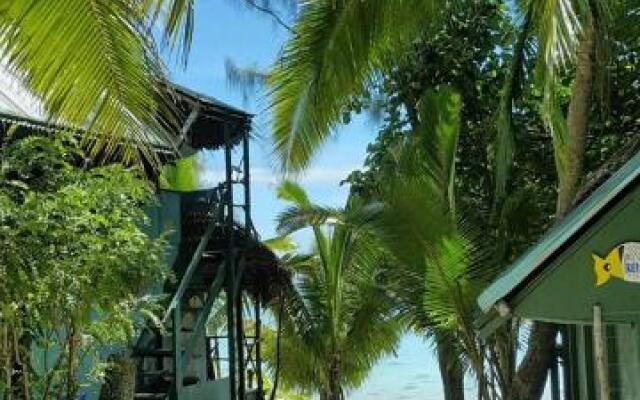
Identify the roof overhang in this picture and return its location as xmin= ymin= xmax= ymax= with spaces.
xmin=476 ymin=152 xmax=640 ymax=336
xmin=0 ymin=61 xmax=251 ymax=154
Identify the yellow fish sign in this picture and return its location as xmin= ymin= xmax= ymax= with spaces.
xmin=593 ymin=242 xmax=640 ymax=286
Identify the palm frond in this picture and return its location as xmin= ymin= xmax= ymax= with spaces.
xmin=422 ymin=234 xmax=494 ymax=377
xmin=411 ymin=88 xmax=462 ymax=214
xmin=276 ymin=180 xmax=312 ymax=206
xmin=264 ymin=235 xmax=299 ymax=253
xmin=268 ymin=0 xmax=443 ymax=171
xmin=276 ymin=205 xmax=341 ymax=235
xmin=524 ymin=0 xmax=591 ymax=169
xmin=0 ymin=0 xmax=197 ymax=166
xmin=529 ymin=0 xmax=586 ymax=76
xmin=374 ymin=175 xmax=453 ymax=270
xmin=494 ymin=5 xmax=533 ymax=208
xmin=146 ymin=0 xmax=195 ymax=64
xmin=545 ymin=96 xmax=570 ymax=194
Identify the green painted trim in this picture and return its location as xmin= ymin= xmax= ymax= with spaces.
xmin=478 ymin=152 xmax=640 ymax=313
xmin=476 ymin=310 xmax=510 ymax=339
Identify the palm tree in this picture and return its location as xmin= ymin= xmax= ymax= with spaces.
xmin=268 ymin=1 xmax=624 ymax=398
xmin=0 ymin=0 xmax=194 ymax=164
xmin=268 ymin=0 xmax=605 ymax=171
xmin=269 ymin=181 xmax=401 ymax=400
xmin=367 ymin=88 xmax=480 ymax=400
xmin=369 ymin=88 xmax=548 ymax=400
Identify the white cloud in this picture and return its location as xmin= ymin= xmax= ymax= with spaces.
xmin=199 ymin=165 xmax=358 ymax=189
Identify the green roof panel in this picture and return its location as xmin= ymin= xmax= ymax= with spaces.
xmin=477 ymin=151 xmax=640 ymax=313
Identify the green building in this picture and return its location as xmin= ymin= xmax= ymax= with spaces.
xmin=1 ymin=71 xmax=285 ymax=400
xmin=477 ymin=152 xmax=640 ymax=400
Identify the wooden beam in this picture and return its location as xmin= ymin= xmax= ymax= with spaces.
xmin=593 ymin=304 xmax=610 ymax=400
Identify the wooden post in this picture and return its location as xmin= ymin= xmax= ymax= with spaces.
xmin=173 ymin=306 xmax=183 ymax=399
xmin=550 ymin=347 xmax=560 ymax=400
xmin=593 ymin=304 xmax=610 ymax=400
xmin=224 ymin=125 xmax=237 ymax=400
xmin=255 ymin=297 xmax=263 ymax=397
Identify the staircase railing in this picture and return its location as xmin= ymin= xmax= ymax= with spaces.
xmin=169 ymin=185 xmax=227 ymax=400
xmin=162 ymin=185 xmax=226 ymax=325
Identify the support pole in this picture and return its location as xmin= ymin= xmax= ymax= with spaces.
xmin=236 ymin=116 xmax=252 ymax=400
xmin=593 ymin=304 xmax=610 ymax=400
xmin=173 ymin=307 xmax=182 ymax=399
xmin=243 ymin=130 xmax=251 ymax=230
xmin=255 ymin=297 xmax=263 ymax=398
xmin=550 ymin=347 xmax=560 ymax=400
xmin=560 ymin=326 xmax=575 ymax=400
xmin=225 ymin=125 xmax=237 ymax=400
xmin=236 ymin=291 xmax=246 ymax=400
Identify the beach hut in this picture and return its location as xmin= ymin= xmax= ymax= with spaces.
xmin=477 ymin=152 xmax=640 ymax=400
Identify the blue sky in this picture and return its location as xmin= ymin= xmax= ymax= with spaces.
xmin=165 ymin=1 xmax=474 ymax=398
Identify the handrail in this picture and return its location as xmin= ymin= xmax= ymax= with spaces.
xmin=162 ymin=186 xmax=226 ymax=324
xmin=184 ymin=259 xmax=228 ymax=362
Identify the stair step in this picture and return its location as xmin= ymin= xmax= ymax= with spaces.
xmin=134 ymin=393 xmax=167 ymax=400
xmin=183 ymin=376 xmax=200 ymax=386
xmin=133 ymin=348 xmax=174 ymax=358
xmin=167 ymin=326 xmax=195 ymax=332
xmin=141 ymin=369 xmax=171 ymax=377
xmin=141 ymin=371 xmax=200 ymax=386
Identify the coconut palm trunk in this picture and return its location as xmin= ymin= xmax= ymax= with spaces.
xmin=557 ymin=19 xmax=595 ymax=217
xmin=437 ymin=339 xmax=465 ymax=400
xmin=328 ymin=355 xmax=342 ymax=400
xmin=512 ymin=18 xmax=595 ymax=400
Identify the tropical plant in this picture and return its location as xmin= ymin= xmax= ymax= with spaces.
xmin=0 ymin=0 xmax=195 ymax=165
xmin=360 ymin=85 xmax=539 ymax=400
xmin=269 ymin=0 xmax=639 ymax=398
xmin=267 ymin=181 xmax=401 ymax=400
xmin=268 ymin=0 xmax=597 ymax=170
xmin=0 ymin=133 xmax=168 ymax=399
xmin=362 ymin=87 xmax=489 ymax=400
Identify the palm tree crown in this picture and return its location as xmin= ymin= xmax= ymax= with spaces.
xmin=271 ymin=181 xmax=401 ymax=400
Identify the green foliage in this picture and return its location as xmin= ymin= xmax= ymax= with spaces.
xmin=0 ymin=133 xmax=167 ymax=399
xmin=268 ymin=0 xmax=443 ymax=171
xmin=0 ymin=0 xmax=195 ymax=166
xmin=269 ymin=181 xmax=401 ymax=399
xmin=343 ymin=1 xmax=640 ymax=398
xmin=347 ymin=0 xmax=557 ymax=261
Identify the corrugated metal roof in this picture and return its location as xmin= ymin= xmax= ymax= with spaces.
xmin=477 ymin=151 xmax=640 ymax=313
xmin=0 ymin=61 xmax=47 ymax=121
xmin=0 ymin=62 xmax=251 ymax=151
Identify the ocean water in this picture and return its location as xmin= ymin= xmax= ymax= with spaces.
xmin=348 ymin=334 xmax=477 ymax=400
xmin=347 ymin=333 xmax=552 ymax=400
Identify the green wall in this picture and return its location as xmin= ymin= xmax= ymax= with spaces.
xmin=513 ymin=183 xmax=640 ymax=325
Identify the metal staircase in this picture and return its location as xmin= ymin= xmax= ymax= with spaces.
xmin=132 ymin=132 xmax=264 ymax=400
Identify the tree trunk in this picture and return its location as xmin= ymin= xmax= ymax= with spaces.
xmin=514 ymin=19 xmax=595 ymax=400
xmin=66 ymin=324 xmax=80 ymax=400
xmin=511 ymin=322 xmax=558 ymax=400
xmin=327 ymin=354 xmax=342 ymax=400
xmin=98 ymin=353 xmax=135 ymax=400
xmin=3 ymin=324 xmax=12 ymax=400
xmin=556 ymin=19 xmax=595 ymax=217
xmin=436 ymin=339 xmax=465 ymax=400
